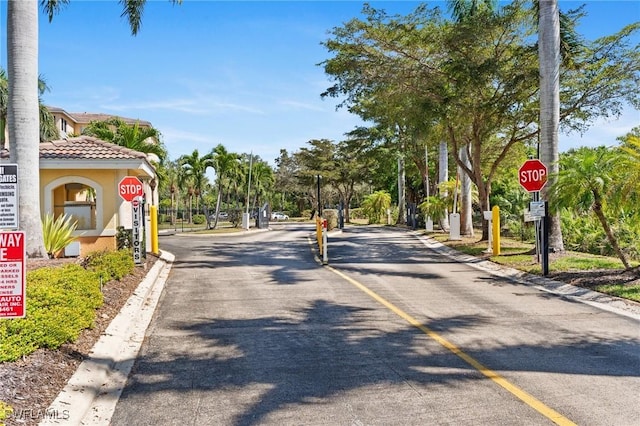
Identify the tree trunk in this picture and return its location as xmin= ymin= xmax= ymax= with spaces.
xmin=212 ymin=189 xmax=222 ymax=230
xmin=459 ymin=146 xmax=474 ymax=236
xmin=438 ymin=141 xmax=450 ymax=231
xmin=593 ymin=201 xmax=630 ymax=270
xmin=396 ymin=154 xmax=406 ymax=225
xmin=539 ymin=0 xmax=565 ymax=251
xmin=8 ymin=0 xmax=46 ymax=258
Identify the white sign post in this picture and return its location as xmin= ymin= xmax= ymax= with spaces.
xmin=131 ymin=197 xmax=143 ymax=265
xmin=0 ymin=164 xmax=19 ymax=229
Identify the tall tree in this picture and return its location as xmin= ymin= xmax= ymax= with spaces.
xmin=210 ymin=144 xmax=240 ymax=229
xmin=538 ymin=0 xmax=563 ymax=251
xmin=7 ymin=0 xmax=42 ymax=257
xmin=6 ymin=0 xmax=181 ymax=257
xmin=178 ymin=149 xmax=214 ymax=226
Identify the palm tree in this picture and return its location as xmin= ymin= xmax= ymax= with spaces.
xmin=6 ymin=0 xmax=181 ymax=257
xmin=1 ymin=67 xmax=60 ymax=146
xmin=82 ymin=117 xmax=167 ymax=162
xmin=538 ymin=0 xmax=564 ymax=252
xmin=210 ymin=144 xmax=240 ymax=229
xmin=548 ymin=147 xmax=631 ymax=270
xmin=362 ymin=190 xmax=392 ymax=224
xmin=178 ymin=149 xmax=214 ymax=226
xmin=249 ymin=160 xmax=274 ymax=212
xmin=7 ymin=0 xmax=43 ymax=257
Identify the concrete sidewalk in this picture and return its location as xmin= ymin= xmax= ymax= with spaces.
xmin=40 ymin=251 xmax=174 ymax=426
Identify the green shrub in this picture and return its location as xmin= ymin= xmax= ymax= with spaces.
xmin=116 ymin=226 xmax=132 ymax=250
xmin=42 ymin=212 xmax=78 ymax=258
xmin=84 ymin=249 xmax=135 ymax=281
xmin=322 ymin=209 xmax=338 ymax=231
xmin=0 ymin=264 xmax=103 ymax=362
xmin=0 ymin=250 xmax=137 ymax=362
xmin=0 ymin=401 xmax=12 ymax=424
xmin=349 ymin=208 xmax=366 ymax=221
xmin=362 ymin=191 xmax=392 ymax=224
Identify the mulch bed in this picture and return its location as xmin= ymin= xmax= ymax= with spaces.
xmin=0 ymin=255 xmax=157 ymax=426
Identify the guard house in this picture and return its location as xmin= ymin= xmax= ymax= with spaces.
xmin=3 ymin=136 xmax=157 ymax=257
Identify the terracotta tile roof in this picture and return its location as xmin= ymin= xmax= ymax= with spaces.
xmin=38 ymin=136 xmax=149 ymax=160
xmin=69 ymin=113 xmax=152 ymax=127
xmin=45 ymin=106 xmax=152 ymax=127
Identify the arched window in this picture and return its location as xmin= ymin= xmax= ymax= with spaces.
xmin=45 ymin=176 xmax=104 ymax=233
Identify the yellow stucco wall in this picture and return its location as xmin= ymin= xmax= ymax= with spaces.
xmin=40 ymin=169 xmax=122 ymax=257
xmin=41 ymin=169 xmax=119 ymax=229
xmin=40 ymin=167 xmax=154 ymax=258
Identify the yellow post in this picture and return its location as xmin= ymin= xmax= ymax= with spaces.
xmin=316 ymin=216 xmax=322 ymax=253
xmin=150 ymin=205 xmax=159 ymax=255
xmin=492 ymin=205 xmax=500 ymax=255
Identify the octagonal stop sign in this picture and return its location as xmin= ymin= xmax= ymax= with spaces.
xmin=118 ymin=176 xmax=144 ymax=202
xmin=519 ymin=159 xmax=548 ymax=192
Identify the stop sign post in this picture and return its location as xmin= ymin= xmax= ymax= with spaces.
xmin=118 ymin=176 xmax=144 ymax=202
xmin=119 ymin=176 xmax=145 ymax=265
xmin=519 ymin=159 xmax=548 ymax=192
xmin=518 ymin=159 xmax=550 ymax=277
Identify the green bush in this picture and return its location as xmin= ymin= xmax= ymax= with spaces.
xmin=0 ymin=264 xmax=103 ymax=362
xmin=322 ymin=209 xmax=338 ymax=231
xmin=349 ymin=207 xmax=366 ymax=221
xmin=0 ymin=401 xmax=12 ymax=424
xmin=84 ymin=249 xmax=135 ymax=281
xmin=192 ymin=214 xmax=206 ymax=225
xmin=0 ymin=250 xmax=136 ymax=363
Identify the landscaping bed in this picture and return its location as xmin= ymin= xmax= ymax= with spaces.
xmin=0 ymin=254 xmax=156 ymax=426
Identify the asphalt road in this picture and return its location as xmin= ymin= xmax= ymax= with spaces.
xmin=110 ymin=224 xmax=640 ymax=426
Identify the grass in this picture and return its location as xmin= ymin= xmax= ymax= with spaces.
xmin=422 ymin=229 xmax=640 ymax=302
xmin=594 ymin=284 xmax=640 ymax=301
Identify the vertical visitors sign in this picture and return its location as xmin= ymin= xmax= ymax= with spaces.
xmin=0 ymin=164 xmax=19 ymax=229
xmin=0 ymin=231 xmax=26 ymax=318
xmin=132 ymin=197 xmax=143 ymax=264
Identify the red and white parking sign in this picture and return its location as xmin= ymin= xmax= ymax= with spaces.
xmin=0 ymin=231 xmax=26 ymax=319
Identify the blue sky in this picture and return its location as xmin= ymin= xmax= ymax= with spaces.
xmin=1 ymin=0 xmax=638 ymax=167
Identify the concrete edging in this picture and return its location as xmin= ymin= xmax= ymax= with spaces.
xmin=40 ymin=251 xmax=175 ymax=426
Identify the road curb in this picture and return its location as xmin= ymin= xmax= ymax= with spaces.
xmin=40 ymin=251 xmax=175 ymax=426
xmin=413 ymin=231 xmax=640 ymax=321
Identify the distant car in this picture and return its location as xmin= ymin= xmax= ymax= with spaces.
xmin=208 ymin=212 xmax=228 ymax=222
xmin=271 ymin=212 xmax=289 ymax=221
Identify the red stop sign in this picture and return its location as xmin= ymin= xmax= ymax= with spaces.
xmin=519 ymin=159 xmax=548 ymax=192
xmin=118 ymin=176 xmax=144 ymax=201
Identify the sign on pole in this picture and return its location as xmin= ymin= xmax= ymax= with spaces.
xmin=131 ymin=197 xmax=143 ymax=265
xmin=118 ymin=176 xmax=144 ymax=202
xmin=0 ymin=164 xmax=19 ymax=229
xmin=519 ymin=159 xmax=548 ymax=192
xmin=0 ymin=231 xmax=26 ymax=319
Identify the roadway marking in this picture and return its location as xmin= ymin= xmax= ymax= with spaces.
xmin=326 ymin=264 xmax=577 ymax=426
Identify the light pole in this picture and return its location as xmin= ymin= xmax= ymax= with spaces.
xmin=316 ymin=174 xmax=322 ymax=217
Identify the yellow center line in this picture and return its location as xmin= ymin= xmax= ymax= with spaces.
xmin=326 ymin=265 xmax=576 ymax=426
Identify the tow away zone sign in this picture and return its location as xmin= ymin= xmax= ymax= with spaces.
xmin=0 ymin=231 xmax=26 ymax=319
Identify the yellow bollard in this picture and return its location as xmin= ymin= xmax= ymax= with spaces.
xmin=150 ymin=205 xmax=159 ymax=255
xmin=316 ymin=216 xmax=322 ymax=253
xmin=492 ymin=205 xmax=500 ymax=255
